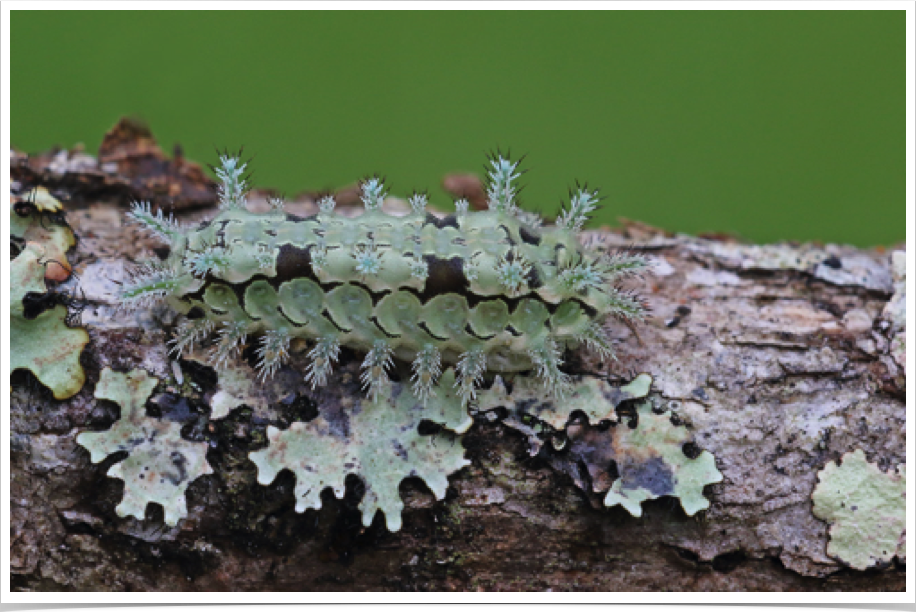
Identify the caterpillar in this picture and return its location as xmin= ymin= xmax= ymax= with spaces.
xmin=120 ymin=152 xmax=648 ymax=403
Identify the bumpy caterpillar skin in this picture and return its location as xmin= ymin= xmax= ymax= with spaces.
xmin=121 ymin=154 xmax=648 ymax=402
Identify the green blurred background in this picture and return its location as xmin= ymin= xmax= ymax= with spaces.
xmin=11 ymin=11 xmax=904 ymax=246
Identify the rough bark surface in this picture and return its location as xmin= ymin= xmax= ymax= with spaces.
xmin=9 ymin=123 xmax=907 ymax=592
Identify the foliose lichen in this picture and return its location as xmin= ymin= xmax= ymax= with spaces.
xmin=812 ymin=448 xmax=906 ymax=570
xmin=10 ymin=187 xmax=89 ymax=399
xmin=599 ymin=399 xmax=723 ymax=517
xmin=476 ymin=372 xmax=653 ymax=455
xmin=76 ymin=368 xmax=214 ymax=526
xmin=249 ymin=369 xmax=471 ymax=531
xmin=478 ymin=374 xmax=722 ymax=517
xmin=11 ymin=186 xmax=76 ymax=281
xmin=478 ymin=372 xmax=653 ymax=431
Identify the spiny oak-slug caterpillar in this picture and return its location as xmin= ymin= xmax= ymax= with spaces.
xmin=120 ymin=153 xmax=648 ymax=403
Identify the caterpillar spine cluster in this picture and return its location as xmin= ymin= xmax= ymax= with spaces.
xmin=122 ymin=152 xmax=649 ymax=403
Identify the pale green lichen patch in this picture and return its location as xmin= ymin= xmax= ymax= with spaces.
xmin=477 ymin=373 xmax=720 ymax=516
xmin=812 ymin=449 xmax=906 ymax=570
xmin=76 ymin=368 xmax=213 ymax=526
xmin=601 ymin=399 xmax=723 ymax=517
xmin=477 ymin=373 xmax=652 ymax=430
xmin=180 ymin=346 xmax=259 ymax=420
xmin=10 ymin=243 xmax=89 ymax=400
xmin=249 ymin=369 xmax=471 ymax=531
xmin=12 ymin=244 xmax=48 ymax=300
xmin=12 ymin=187 xmax=76 ymax=281
xmin=475 ymin=373 xmax=653 ymax=456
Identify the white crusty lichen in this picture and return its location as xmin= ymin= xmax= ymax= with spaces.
xmin=687 ymin=240 xmax=894 ymax=294
xmin=76 ymin=368 xmax=213 ymax=526
xmin=883 ymin=251 xmax=906 ymax=373
xmin=249 ymin=369 xmax=471 ymax=532
xmin=882 ymin=250 xmax=905 ymax=331
xmin=477 ymin=372 xmax=652 ymax=459
xmin=812 ymin=448 xmax=906 ymax=570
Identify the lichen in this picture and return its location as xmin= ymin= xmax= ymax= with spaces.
xmin=476 ymin=372 xmax=653 ymax=455
xmin=811 ymin=448 xmax=906 ymax=570
xmin=76 ymin=368 xmax=213 ymax=526
xmin=601 ymin=399 xmax=723 ymax=517
xmin=180 ymin=346 xmax=259 ymax=420
xmin=883 ymin=251 xmax=906 ymax=374
xmin=688 ymin=240 xmax=894 ymax=293
xmin=477 ymin=374 xmax=721 ymax=517
xmin=52 ymin=151 xmax=715 ymax=535
xmin=10 ymin=242 xmax=89 ymax=400
xmin=882 ymin=250 xmax=906 ymax=331
xmin=477 ymin=372 xmax=652 ymax=430
xmin=249 ymin=369 xmax=471 ymax=531
xmin=12 ymin=187 xmax=76 ymax=282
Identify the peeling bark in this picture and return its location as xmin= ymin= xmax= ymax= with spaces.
xmin=9 ymin=126 xmax=906 ymax=592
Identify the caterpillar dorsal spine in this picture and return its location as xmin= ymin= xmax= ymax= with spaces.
xmin=215 ymin=154 xmax=250 ymax=210
xmin=485 ymin=153 xmax=522 ymax=216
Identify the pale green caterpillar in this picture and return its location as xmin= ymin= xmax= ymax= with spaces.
xmin=120 ymin=153 xmax=648 ymax=403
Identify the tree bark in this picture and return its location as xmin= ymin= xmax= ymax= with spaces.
xmin=9 ymin=126 xmax=906 ymax=592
